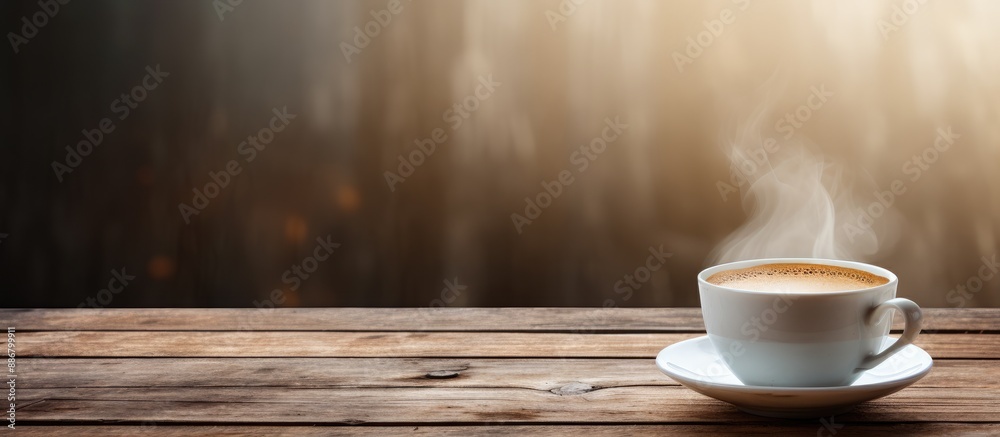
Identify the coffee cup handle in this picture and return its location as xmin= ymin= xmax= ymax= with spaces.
xmin=858 ymin=298 xmax=923 ymax=370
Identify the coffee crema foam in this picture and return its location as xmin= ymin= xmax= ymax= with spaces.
xmin=705 ymin=263 xmax=889 ymax=292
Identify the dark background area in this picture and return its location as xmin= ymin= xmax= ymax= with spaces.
xmin=2 ymin=0 xmax=999 ymax=308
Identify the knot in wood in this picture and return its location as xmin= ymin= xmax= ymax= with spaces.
xmin=425 ymin=370 xmax=460 ymax=379
xmin=550 ymin=382 xmax=595 ymax=395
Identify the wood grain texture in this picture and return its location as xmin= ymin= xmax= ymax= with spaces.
xmin=2 ymin=308 xmax=996 ymax=332
xmin=0 ymin=308 xmax=704 ymax=332
xmin=5 ymin=308 xmax=998 ymax=432
xmin=16 ymin=358 xmax=996 ymax=390
xmin=11 ymin=424 xmax=1000 ymax=436
xmin=15 ymin=386 xmax=1000 ymax=423
xmin=16 ymin=331 xmax=1000 ymax=358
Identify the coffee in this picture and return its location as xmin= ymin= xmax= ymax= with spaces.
xmin=699 ymin=259 xmax=919 ymax=387
xmin=705 ymin=262 xmax=888 ymax=292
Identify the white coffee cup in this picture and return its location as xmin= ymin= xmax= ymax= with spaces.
xmin=698 ymin=258 xmax=922 ymax=387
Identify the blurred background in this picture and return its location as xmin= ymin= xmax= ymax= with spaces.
xmin=2 ymin=0 xmax=999 ymax=308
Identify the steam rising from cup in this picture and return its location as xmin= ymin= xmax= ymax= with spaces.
xmin=709 ymin=101 xmax=895 ymax=265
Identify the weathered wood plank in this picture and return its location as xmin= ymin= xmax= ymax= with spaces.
xmin=6 ymin=309 xmax=997 ymax=430
xmin=14 ymin=386 xmax=1000 ymax=423
xmin=0 ymin=308 xmax=702 ymax=332
xmin=10 ymin=424 xmax=1000 ymax=436
xmin=2 ymin=308 xmax=995 ymax=332
xmin=16 ymin=331 xmax=1000 ymax=358
xmin=16 ymin=358 xmax=995 ymax=390
xmin=16 ymin=357 xmax=672 ymax=389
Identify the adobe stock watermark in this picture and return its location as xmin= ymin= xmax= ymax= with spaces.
xmin=697 ymin=292 xmax=800 ymax=386
xmin=429 ymin=277 xmax=467 ymax=307
xmin=774 ymin=85 xmax=834 ymax=139
xmin=7 ymin=0 xmax=70 ymax=54
xmin=50 ymin=64 xmax=169 ymax=182
xmin=77 ymin=268 xmax=137 ymax=308
xmin=877 ymin=0 xmax=930 ymax=41
xmin=606 ymin=245 xmax=672 ymax=308
xmin=673 ymin=0 xmax=751 ymax=73
xmin=0 ymin=233 xmax=7 ymax=245
xmin=179 ymin=107 xmax=296 ymax=224
xmin=544 ymin=0 xmax=588 ymax=32
xmin=384 ymin=74 xmax=501 ymax=192
xmin=715 ymin=85 xmax=834 ymax=202
xmin=843 ymin=126 xmax=959 ymax=242
xmin=570 ymin=245 xmax=672 ymax=334
xmin=7 ymin=328 xmax=16 ymax=430
xmin=510 ymin=116 xmax=628 ymax=234
xmin=945 ymin=254 xmax=999 ymax=308
xmin=340 ymin=0 xmax=412 ymax=64
xmin=818 ymin=333 xmax=926 ymax=434
xmin=238 ymin=236 xmax=340 ymax=330
xmin=819 ymin=335 xmax=927 ymax=434
xmin=213 ymin=0 xmax=243 ymax=21
xmin=817 ymin=415 xmax=846 ymax=436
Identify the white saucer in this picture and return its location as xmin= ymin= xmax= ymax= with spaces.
xmin=655 ymin=335 xmax=932 ymax=418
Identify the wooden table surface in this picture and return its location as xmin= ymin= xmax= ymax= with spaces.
xmin=2 ymin=308 xmax=998 ymax=435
